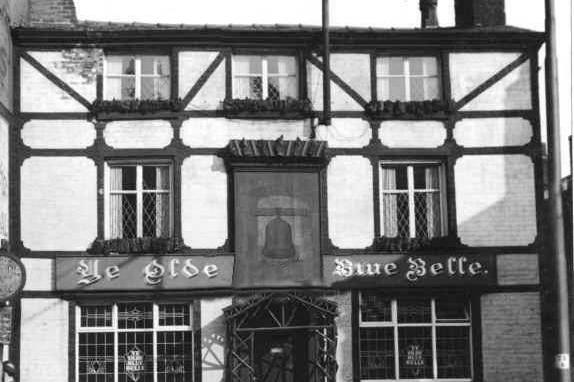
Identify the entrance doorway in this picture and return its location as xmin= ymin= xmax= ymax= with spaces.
xmin=224 ymin=293 xmax=338 ymax=382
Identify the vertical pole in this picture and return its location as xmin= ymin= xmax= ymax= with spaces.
xmin=544 ymin=0 xmax=571 ymax=380
xmin=322 ymin=0 xmax=331 ymax=126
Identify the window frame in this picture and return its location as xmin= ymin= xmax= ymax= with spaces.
xmin=103 ymin=55 xmax=171 ymax=101
xmin=375 ymin=54 xmax=442 ymax=102
xmin=379 ymin=160 xmax=448 ymax=239
xmin=231 ymin=54 xmax=299 ymax=100
xmin=75 ymin=301 xmax=195 ymax=382
xmin=104 ymin=160 xmax=174 ymax=240
xmin=357 ymin=294 xmax=473 ymax=382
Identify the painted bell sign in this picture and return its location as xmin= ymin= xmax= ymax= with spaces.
xmin=55 ymin=255 xmax=234 ymax=291
xmin=324 ymin=254 xmax=496 ymax=287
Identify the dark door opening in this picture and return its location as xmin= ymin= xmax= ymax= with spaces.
xmin=255 ymin=331 xmax=308 ymax=382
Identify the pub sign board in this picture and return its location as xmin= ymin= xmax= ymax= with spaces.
xmin=324 ymin=254 xmax=497 ymax=288
xmin=56 ymin=255 xmax=234 ymax=291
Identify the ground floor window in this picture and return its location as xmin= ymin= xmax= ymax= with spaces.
xmin=76 ymin=302 xmax=194 ymax=382
xmin=359 ymin=293 xmax=472 ymax=381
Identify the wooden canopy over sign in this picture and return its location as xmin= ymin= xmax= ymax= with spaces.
xmin=224 ymin=292 xmax=338 ymax=382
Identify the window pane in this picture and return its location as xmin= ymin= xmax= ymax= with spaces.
xmin=422 ymin=57 xmax=438 ymax=76
xmin=410 ymin=77 xmax=425 ymax=101
xmin=388 ymin=77 xmax=406 ymax=101
xmin=81 ymin=305 xmax=113 ymax=328
xmin=118 ymin=303 xmax=153 ymax=329
xmin=79 ymin=332 xmax=115 ymax=382
xmin=107 ymin=57 xmax=135 ymax=75
xmin=121 ymin=77 xmax=136 ymax=100
xmin=105 ymin=77 xmax=123 ymax=100
xmin=119 ymin=167 xmax=136 ymax=191
xmin=436 ymin=298 xmax=470 ymax=321
xmin=361 ymin=292 xmax=392 ymax=322
xmin=360 ymin=328 xmax=395 ymax=379
xmin=157 ymin=331 xmax=194 ymax=382
xmin=414 ymin=191 xmax=441 ymax=238
xmin=234 ymin=56 xmax=262 ymax=74
xmin=387 ymin=57 xmax=404 ymax=75
xmin=118 ymin=332 xmax=154 ymax=382
xmin=437 ymin=326 xmax=472 ymax=378
xmin=267 ymin=56 xmax=296 ymax=75
xmin=159 ymin=304 xmax=190 ymax=326
xmin=414 ymin=166 xmax=439 ymax=189
xmin=398 ymin=298 xmax=431 ymax=323
xmin=121 ymin=194 xmax=137 ymax=239
xmin=409 ymin=57 xmax=424 ymax=75
xmin=424 ymin=77 xmax=440 ymax=99
xmin=398 ymin=327 xmax=433 ymax=379
xmin=141 ymin=77 xmax=170 ymax=100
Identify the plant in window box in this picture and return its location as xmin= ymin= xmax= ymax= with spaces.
xmin=365 ymin=99 xmax=454 ymax=119
xmin=88 ymin=237 xmax=183 ymax=255
xmin=91 ymin=98 xmax=183 ymax=115
xmin=222 ymin=97 xmax=313 ymax=118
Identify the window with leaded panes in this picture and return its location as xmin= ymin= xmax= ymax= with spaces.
xmin=77 ymin=303 xmax=194 ymax=382
xmin=376 ymin=56 xmax=440 ymax=101
xmin=105 ymin=56 xmax=170 ymax=100
xmin=359 ymin=294 xmax=472 ymax=381
xmin=380 ymin=161 xmax=446 ymax=239
xmin=232 ymin=56 xmax=298 ymax=100
xmin=106 ymin=163 xmax=172 ymax=239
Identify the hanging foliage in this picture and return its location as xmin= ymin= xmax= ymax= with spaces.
xmin=92 ymin=98 xmax=183 ymax=115
xmin=222 ymin=97 xmax=313 ymax=117
xmin=87 ymin=237 xmax=184 ymax=255
xmin=365 ymin=99 xmax=454 ymax=119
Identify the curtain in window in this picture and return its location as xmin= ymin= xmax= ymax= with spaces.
xmin=155 ymin=167 xmax=170 ymax=237
xmin=109 ymin=167 xmax=123 ymax=238
xmin=425 ymin=167 xmax=440 ymax=238
xmin=381 ymin=167 xmax=398 ymax=237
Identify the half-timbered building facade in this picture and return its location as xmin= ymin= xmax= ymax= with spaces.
xmin=0 ymin=0 xmax=553 ymax=381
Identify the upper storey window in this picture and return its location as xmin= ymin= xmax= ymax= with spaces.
xmin=232 ymin=56 xmax=298 ymax=100
xmin=104 ymin=55 xmax=170 ymax=100
xmin=376 ymin=56 xmax=440 ymax=101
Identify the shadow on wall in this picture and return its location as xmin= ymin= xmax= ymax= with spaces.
xmin=456 ymin=66 xmax=537 ymax=248
xmin=201 ymin=311 xmax=226 ymax=382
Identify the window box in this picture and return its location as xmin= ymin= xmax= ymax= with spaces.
xmin=221 ymin=97 xmax=313 ymax=119
xmin=358 ymin=294 xmax=472 ymax=381
xmin=91 ymin=98 xmax=183 ymax=118
xmin=105 ymin=162 xmax=173 ymax=241
xmin=87 ymin=237 xmax=183 ymax=255
xmin=76 ymin=302 xmax=195 ymax=381
xmin=372 ymin=235 xmax=459 ymax=252
xmin=365 ymin=99 xmax=453 ymax=119
xmin=379 ymin=161 xmax=447 ymax=241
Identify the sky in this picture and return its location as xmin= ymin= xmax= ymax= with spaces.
xmin=74 ymin=0 xmax=571 ymax=175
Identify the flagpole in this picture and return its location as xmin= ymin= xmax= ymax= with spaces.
xmin=322 ymin=0 xmax=331 ymax=126
xmin=544 ymin=0 xmax=571 ymax=380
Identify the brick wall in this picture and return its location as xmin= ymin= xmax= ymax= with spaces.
xmin=481 ymin=292 xmax=543 ymax=382
xmin=29 ymin=0 xmax=76 ymax=25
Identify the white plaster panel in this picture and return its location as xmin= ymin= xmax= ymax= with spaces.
xmin=178 ymin=51 xmax=219 ymax=99
xmin=187 ymin=62 xmax=226 ymax=110
xmin=455 ymin=155 xmax=537 ymax=246
xmin=22 ymin=120 xmax=96 ymax=149
xmin=20 ymin=60 xmax=88 ymax=112
xmin=463 ymin=61 xmax=532 ymax=111
xmin=328 ymin=156 xmax=374 ymax=248
xmin=0 ymin=116 xmax=7 ymax=242
xmin=454 ymin=118 xmax=532 ymax=147
xmin=497 ymin=254 xmax=540 ymax=285
xmin=450 ymin=52 xmax=521 ymax=101
xmin=181 ymin=118 xmax=311 ymax=148
xmin=21 ymin=157 xmax=97 ymax=251
xmin=182 ymin=156 xmax=227 ymax=248
xmin=331 ymin=54 xmax=371 ymax=101
xmin=380 ymin=121 xmax=446 ymax=148
xmin=29 ymin=50 xmax=100 ymax=102
xmin=315 ymin=118 xmax=371 ymax=148
xmin=21 ymin=299 xmax=69 ymax=382
xmin=22 ymin=258 xmax=53 ymax=291
xmin=104 ymin=120 xmax=173 ymax=148
xmin=201 ymin=297 xmax=231 ymax=382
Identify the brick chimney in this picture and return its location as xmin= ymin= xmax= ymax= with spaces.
xmin=455 ymin=0 xmax=506 ymax=27
xmin=29 ymin=0 xmax=77 ymax=26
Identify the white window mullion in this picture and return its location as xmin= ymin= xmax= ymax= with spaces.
xmin=113 ymin=304 xmax=119 ymax=382
xmin=404 ymin=58 xmax=411 ymax=101
xmin=262 ymin=58 xmax=269 ymax=99
xmin=135 ymin=57 xmax=142 ymax=99
xmin=407 ymin=166 xmax=416 ymax=238
xmin=393 ymin=300 xmax=400 ymax=380
xmin=431 ymin=299 xmax=438 ymax=380
xmin=153 ymin=304 xmax=159 ymax=382
xmin=75 ymin=306 xmax=81 ymax=382
xmin=136 ymin=165 xmax=143 ymax=237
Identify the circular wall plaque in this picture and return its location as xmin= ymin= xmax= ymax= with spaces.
xmin=0 ymin=254 xmax=25 ymax=301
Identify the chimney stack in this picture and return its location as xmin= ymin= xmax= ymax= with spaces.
xmin=29 ymin=0 xmax=77 ymax=26
xmin=455 ymin=0 xmax=506 ymax=27
xmin=420 ymin=0 xmax=439 ymax=28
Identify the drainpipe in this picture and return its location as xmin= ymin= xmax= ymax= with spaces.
xmin=321 ymin=0 xmax=331 ymax=126
xmin=544 ymin=0 xmax=571 ymax=380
